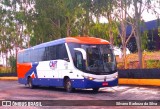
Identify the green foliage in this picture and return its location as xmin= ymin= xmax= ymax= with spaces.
xmin=89 ymin=23 xmax=109 ymax=39
xmin=32 ymin=0 xmax=79 ymax=45
xmin=146 ymin=60 xmax=160 ymax=69
xmin=8 ymin=56 xmax=16 ymax=72
xmin=158 ymin=27 xmax=160 ymax=37
xmin=31 ymin=0 xmax=117 ymax=45
xmin=89 ymin=22 xmax=119 ymax=46
xmin=2 ymin=0 xmax=11 ymax=6
xmin=141 ymin=30 xmax=148 ymax=50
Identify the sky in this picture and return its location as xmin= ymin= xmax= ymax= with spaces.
xmin=100 ymin=11 xmax=160 ymax=23
xmin=142 ymin=10 xmax=160 ymax=22
xmin=99 ymin=1 xmax=160 ymax=23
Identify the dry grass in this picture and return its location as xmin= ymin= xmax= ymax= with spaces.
xmin=116 ymin=51 xmax=160 ymax=69
xmin=0 ymin=66 xmax=12 ymax=73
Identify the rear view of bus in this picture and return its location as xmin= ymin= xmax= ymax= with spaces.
xmin=17 ymin=36 xmax=118 ymax=93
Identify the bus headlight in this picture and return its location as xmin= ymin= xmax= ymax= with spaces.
xmin=83 ymin=76 xmax=95 ymax=80
xmin=113 ymin=74 xmax=118 ymax=79
xmin=88 ymin=77 xmax=95 ymax=80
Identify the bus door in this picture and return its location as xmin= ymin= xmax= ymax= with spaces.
xmin=75 ymin=51 xmax=84 ymax=70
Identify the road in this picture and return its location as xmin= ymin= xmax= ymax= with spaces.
xmin=0 ymin=81 xmax=160 ymax=109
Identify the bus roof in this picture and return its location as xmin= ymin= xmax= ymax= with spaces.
xmin=22 ymin=36 xmax=110 ymax=51
xmin=66 ymin=37 xmax=110 ymax=44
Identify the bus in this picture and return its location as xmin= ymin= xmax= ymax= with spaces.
xmin=17 ymin=36 xmax=118 ymax=92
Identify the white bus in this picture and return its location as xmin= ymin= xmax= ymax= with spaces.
xmin=17 ymin=37 xmax=118 ymax=92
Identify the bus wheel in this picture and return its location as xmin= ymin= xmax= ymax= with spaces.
xmin=65 ymin=78 xmax=73 ymax=93
xmin=28 ymin=77 xmax=34 ymax=89
xmin=92 ymin=88 xmax=99 ymax=93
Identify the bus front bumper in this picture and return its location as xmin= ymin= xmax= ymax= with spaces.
xmin=71 ymin=78 xmax=118 ymax=89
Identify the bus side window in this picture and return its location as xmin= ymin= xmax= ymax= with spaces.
xmin=56 ymin=44 xmax=69 ymax=61
xmin=17 ymin=52 xmax=23 ymax=63
xmin=49 ymin=46 xmax=56 ymax=60
xmin=23 ymin=51 xmax=30 ymax=63
xmin=42 ymin=47 xmax=50 ymax=61
xmin=38 ymin=48 xmax=45 ymax=61
xmin=30 ymin=49 xmax=38 ymax=62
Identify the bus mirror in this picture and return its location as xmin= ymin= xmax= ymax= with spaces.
xmin=74 ymin=48 xmax=86 ymax=60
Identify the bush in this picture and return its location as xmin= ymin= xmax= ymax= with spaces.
xmin=8 ymin=56 xmax=16 ymax=72
xmin=117 ymin=62 xmax=124 ymax=69
xmin=146 ymin=60 xmax=160 ymax=69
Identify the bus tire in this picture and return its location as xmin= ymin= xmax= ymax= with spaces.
xmin=28 ymin=77 xmax=34 ymax=89
xmin=65 ymin=78 xmax=73 ymax=93
xmin=92 ymin=88 xmax=99 ymax=93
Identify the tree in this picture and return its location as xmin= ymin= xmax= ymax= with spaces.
xmin=92 ymin=0 xmax=118 ymax=45
xmin=111 ymin=0 xmax=159 ymax=68
xmin=113 ymin=0 xmax=135 ymax=68
xmin=15 ymin=0 xmax=36 ymax=48
xmin=131 ymin=0 xmax=160 ymax=68
xmin=0 ymin=0 xmax=17 ymax=66
xmin=9 ymin=56 xmax=16 ymax=72
xmin=61 ymin=0 xmax=82 ymax=37
xmin=31 ymin=0 xmax=81 ymax=45
xmin=89 ymin=23 xmax=108 ymax=38
xmin=0 ymin=0 xmax=33 ymax=66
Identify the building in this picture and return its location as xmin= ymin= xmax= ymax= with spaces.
xmin=126 ymin=19 xmax=160 ymax=52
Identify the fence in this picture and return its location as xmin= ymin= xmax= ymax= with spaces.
xmin=0 ymin=73 xmax=17 ymax=77
xmin=116 ymin=52 xmax=160 ymax=69
xmin=118 ymin=69 xmax=160 ymax=79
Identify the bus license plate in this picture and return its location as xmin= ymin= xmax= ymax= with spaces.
xmin=102 ymin=82 xmax=108 ymax=86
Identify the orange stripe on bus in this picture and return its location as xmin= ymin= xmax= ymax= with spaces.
xmin=17 ymin=63 xmax=32 ymax=78
xmin=66 ymin=37 xmax=110 ymax=44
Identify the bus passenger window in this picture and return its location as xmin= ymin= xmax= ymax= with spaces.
xmin=56 ymin=44 xmax=69 ymax=61
xmin=23 ymin=51 xmax=30 ymax=63
xmin=38 ymin=48 xmax=45 ymax=61
xmin=49 ymin=46 xmax=56 ymax=60
xmin=30 ymin=49 xmax=38 ymax=62
xmin=17 ymin=52 xmax=23 ymax=63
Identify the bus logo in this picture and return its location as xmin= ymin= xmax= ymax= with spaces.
xmin=49 ymin=61 xmax=57 ymax=70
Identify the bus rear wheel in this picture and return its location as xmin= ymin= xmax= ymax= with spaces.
xmin=28 ymin=77 xmax=34 ymax=89
xmin=65 ymin=78 xmax=74 ymax=93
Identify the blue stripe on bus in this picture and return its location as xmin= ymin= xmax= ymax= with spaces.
xmin=32 ymin=78 xmax=64 ymax=87
xmin=72 ymin=78 xmax=118 ymax=88
xmin=18 ymin=78 xmax=28 ymax=84
xmin=18 ymin=78 xmax=118 ymax=88
xmin=25 ymin=62 xmax=39 ymax=78
xmin=18 ymin=78 xmax=64 ymax=87
xmin=27 ymin=38 xmax=66 ymax=50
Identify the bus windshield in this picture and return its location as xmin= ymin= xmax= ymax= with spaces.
xmin=68 ymin=43 xmax=117 ymax=75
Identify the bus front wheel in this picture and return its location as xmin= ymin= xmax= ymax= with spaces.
xmin=92 ymin=88 xmax=99 ymax=92
xmin=65 ymin=78 xmax=73 ymax=93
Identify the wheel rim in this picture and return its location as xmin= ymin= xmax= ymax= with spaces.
xmin=65 ymin=79 xmax=73 ymax=92
xmin=28 ymin=78 xmax=32 ymax=88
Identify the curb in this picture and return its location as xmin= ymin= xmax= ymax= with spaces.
xmin=119 ymin=78 xmax=160 ymax=86
xmin=0 ymin=77 xmax=18 ymax=81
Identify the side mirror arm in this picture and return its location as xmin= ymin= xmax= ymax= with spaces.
xmin=74 ymin=48 xmax=86 ymax=60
